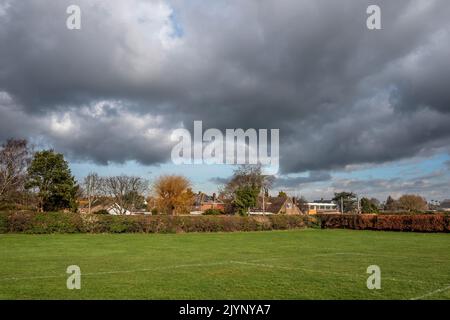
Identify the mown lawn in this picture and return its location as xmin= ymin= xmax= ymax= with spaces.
xmin=0 ymin=229 xmax=449 ymax=300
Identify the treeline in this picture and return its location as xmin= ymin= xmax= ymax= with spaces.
xmin=330 ymin=192 xmax=430 ymax=214
xmin=0 ymin=138 xmax=438 ymax=215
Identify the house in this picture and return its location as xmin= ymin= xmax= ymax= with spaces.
xmin=191 ymin=192 xmax=225 ymax=213
xmin=249 ymin=196 xmax=302 ymax=215
xmin=439 ymin=200 xmax=450 ymax=212
xmin=106 ymin=203 xmax=132 ymax=215
xmin=305 ymin=200 xmax=339 ymax=215
xmin=78 ymin=198 xmax=150 ymax=215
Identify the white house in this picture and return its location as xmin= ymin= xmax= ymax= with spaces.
xmin=106 ymin=203 xmax=132 ymax=215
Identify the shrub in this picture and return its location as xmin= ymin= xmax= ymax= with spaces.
xmin=203 ymin=209 xmax=224 ymax=215
xmin=93 ymin=209 xmax=109 ymax=215
xmin=0 ymin=212 xmax=314 ymax=234
xmin=0 ymin=212 xmax=8 ymax=233
xmin=317 ymin=214 xmax=450 ymax=233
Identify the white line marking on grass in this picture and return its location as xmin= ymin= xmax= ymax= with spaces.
xmin=230 ymin=260 xmax=357 ymax=278
xmin=410 ymin=284 xmax=450 ymax=300
xmin=0 ymin=259 xmax=441 ymax=288
xmin=230 ymin=260 xmax=433 ymax=285
xmin=0 ymin=261 xmax=232 ymax=282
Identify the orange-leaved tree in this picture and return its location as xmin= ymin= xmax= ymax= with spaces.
xmin=153 ymin=175 xmax=194 ymax=215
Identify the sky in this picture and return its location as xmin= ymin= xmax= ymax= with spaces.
xmin=0 ymin=0 xmax=449 ymax=201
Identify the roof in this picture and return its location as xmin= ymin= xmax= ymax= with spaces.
xmin=253 ymin=196 xmax=290 ymax=214
xmin=194 ymin=193 xmax=223 ymax=206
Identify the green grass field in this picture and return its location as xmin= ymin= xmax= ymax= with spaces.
xmin=0 ymin=229 xmax=449 ymax=300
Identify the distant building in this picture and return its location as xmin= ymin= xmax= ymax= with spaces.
xmin=439 ymin=200 xmax=450 ymax=212
xmin=192 ymin=192 xmax=225 ymax=213
xmin=305 ymin=201 xmax=339 ymax=215
xmin=249 ymin=196 xmax=302 ymax=215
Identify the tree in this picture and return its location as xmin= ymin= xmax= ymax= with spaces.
xmin=83 ymin=172 xmax=102 ymax=214
xmin=153 ymin=175 xmax=194 ymax=215
xmin=384 ymin=195 xmax=397 ymax=211
xmin=294 ymin=196 xmax=308 ymax=213
xmin=220 ymin=165 xmax=274 ymax=214
xmin=26 ymin=150 xmax=78 ymax=212
xmin=278 ymin=191 xmax=287 ymax=198
xmin=361 ymin=197 xmax=379 ymax=213
xmin=333 ymin=191 xmax=357 ymax=213
xmin=102 ymin=175 xmax=148 ymax=214
xmin=0 ymin=139 xmax=32 ymax=204
xmin=123 ymin=190 xmax=147 ymax=210
xmin=397 ymin=194 xmax=428 ymax=212
xmin=233 ymin=185 xmax=260 ymax=216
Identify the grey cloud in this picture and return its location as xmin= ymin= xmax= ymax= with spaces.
xmin=330 ymin=170 xmax=450 ymax=201
xmin=274 ymin=171 xmax=332 ymax=188
xmin=209 ymin=177 xmax=230 ymax=185
xmin=0 ymin=0 xmax=449 ymax=172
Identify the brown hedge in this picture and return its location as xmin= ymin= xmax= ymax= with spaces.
xmin=317 ymin=214 xmax=450 ymax=233
xmin=0 ymin=212 xmax=315 ymax=234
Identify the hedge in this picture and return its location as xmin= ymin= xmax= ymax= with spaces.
xmin=317 ymin=214 xmax=450 ymax=233
xmin=0 ymin=212 xmax=315 ymax=234
xmin=1 ymin=212 xmax=447 ymax=234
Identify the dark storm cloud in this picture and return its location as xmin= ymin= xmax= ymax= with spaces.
xmin=0 ymin=0 xmax=449 ymax=171
xmin=209 ymin=177 xmax=230 ymax=186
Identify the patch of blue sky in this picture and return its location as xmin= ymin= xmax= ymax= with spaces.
xmin=70 ymin=160 xmax=234 ymax=193
xmin=169 ymin=9 xmax=184 ymax=38
xmin=333 ymin=153 xmax=450 ymax=180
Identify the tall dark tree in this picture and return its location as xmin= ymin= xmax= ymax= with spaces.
xmin=278 ymin=191 xmax=288 ymax=198
xmin=384 ymin=195 xmax=397 ymax=211
xmin=361 ymin=197 xmax=379 ymax=213
xmin=26 ymin=150 xmax=78 ymax=212
xmin=333 ymin=191 xmax=357 ymax=213
xmin=233 ymin=185 xmax=260 ymax=216
xmin=220 ymin=164 xmax=274 ymax=214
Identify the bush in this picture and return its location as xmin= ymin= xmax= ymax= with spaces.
xmin=93 ymin=209 xmax=109 ymax=215
xmin=317 ymin=214 xmax=450 ymax=233
xmin=203 ymin=209 xmax=224 ymax=215
xmin=3 ymin=211 xmax=84 ymax=233
xmin=0 ymin=212 xmax=313 ymax=234
xmin=0 ymin=212 xmax=8 ymax=233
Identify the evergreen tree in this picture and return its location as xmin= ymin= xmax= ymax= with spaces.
xmin=26 ymin=150 xmax=78 ymax=212
xmin=233 ymin=185 xmax=260 ymax=216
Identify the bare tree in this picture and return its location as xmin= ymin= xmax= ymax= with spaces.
xmin=102 ymin=175 xmax=148 ymax=214
xmin=0 ymin=139 xmax=32 ymax=203
xmin=83 ymin=172 xmax=103 ymax=214
xmin=397 ymin=194 xmax=428 ymax=212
